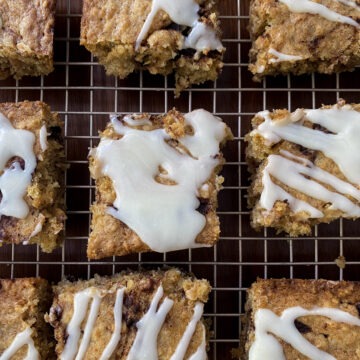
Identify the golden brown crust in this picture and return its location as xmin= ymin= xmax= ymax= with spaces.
xmin=241 ymin=279 xmax=360 ymax=359
xmin=248 ymin=0 xmax=360 ymax=81
xmin=80 ymin=0 xmax=224 ymax=96
xmin=47 ymin=268 xmax=211 ymax=359
xmin=0 ymin=101 xmax=66 ymax=252
xmin=88 ymin=109 xmax=231 ymax=259
xmin=245 ymin=101 xmax=360 ymax=236
xmin=0 ymin=0 xmax=55 ymax=79
xmin=0 ymin=277 xmax=54 ymax=359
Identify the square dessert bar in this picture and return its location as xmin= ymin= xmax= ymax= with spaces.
xmin=241 ymin=279 xmax=360 ymax=359
xmin=88 ymin=109 xmax=232 ymax=259
xmin=0 ymin=101 xmax=66 ymax=252
xmin=46 ymin=268 xmax=210 ymax=359
xmin=248 ymin=0 xmax=360 ymax=81
xmin=0 ymin=0 xmax=55 ymax=79
xmin=246 ymin=100 xmax=360 ymax=236
xmin=0 ymin=277 xmax=54 ymax=359
xmin=80 ymin=0 xmax=225 ymax=96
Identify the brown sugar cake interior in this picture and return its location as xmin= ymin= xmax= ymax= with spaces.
xmin=0 ymin=277 xmax=54 ymax=359
xmin=245 ymin=100 xmax=360 ymax=236
xmin=80 ymin=0 xmax=225 ymax=96
xmin=248 ymin=0 xmax=360 ymax=81
xmin=0 ymin=0 xmax=55 ymax=79
xmin=88 ymin=108 xmax=232 ymax=259
xmin=46 ymin=268 xmax=211 ymax=359
xmin=241 ymin=278 xmax=360 ymax=360
xmin=0 ymin=101 xmax=66 ymax=252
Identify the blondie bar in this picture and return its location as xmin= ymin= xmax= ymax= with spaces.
xmin=0 ymin=101 xmax=66 ymax=252
xmin=248 ymin=0 xmax=360 ymax=81
xmin=47 ymin=268 xmax=210 ymax=359
xmin=88 ymin=109 xmax=232 ymax=259
xmin=246 ymin=100 xmax=360 ymax=236
xmin=241 ymin=278 xmax=360 ymax=359
xmin=0 ymin=0 xmax=55 ymax=79
xmin=80 ymin=0 xmax=224 ymax=96
xmin=0 ymin=277 xmax=54 ymax=359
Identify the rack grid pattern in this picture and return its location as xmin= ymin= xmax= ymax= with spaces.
xmin=0 ymin=0 xmax=359 ymax=358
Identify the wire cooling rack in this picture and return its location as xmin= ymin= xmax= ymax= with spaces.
xmin=0 ymin=0 xmax=359 ymax=358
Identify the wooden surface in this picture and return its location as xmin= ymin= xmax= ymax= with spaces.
xmin=0 ymin=0 xmax=359 ymax=358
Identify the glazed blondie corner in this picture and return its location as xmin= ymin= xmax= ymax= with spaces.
xmin=0 ymin=101 xmax=66 ymax=252
xmin=88 ymin=109 xmax=232 ymax=259
xmin=47 ymin=268 xmax=211 ymax=359
xmin=241 ymin=278 xmax=360 ymax=359
xmin=80 ymin=0 xmax=225 ymax=96
xmin=245 ymin=100 xmax=360 ymax=236
xmin=248 ymin=0 xmax=360 ymax=81
xmin=0 ymin=277 xmax=54 ymax=359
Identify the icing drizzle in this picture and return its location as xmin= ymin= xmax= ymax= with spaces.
xmin=61 ymin=285 xmax=206 ymax=360
xmin=261 ymin=152 xmax=360 ymax=217
xmin=61 ymin=288 xmax=103 ymax=360
xmin=127 ymin=285 xmax=174 ymax=359
xmin=261 ymin=153 xmax=323 ymax=218
xmin=279 ymin=0 xmax=360 ymax=28
xmin=170 ymin=303 xmax=204 ymax=360
xmin=187 ymin=325 xmax=207 ymax=360
xmin=135 ymin=0 xmax=223 ymax=52
xmin=254 ymin=106 xmax=360 ymax=183
xmin=100 ymin=288 xmax=125 ymax=360
xmin=249 ymin=306 xmax=360 ymax=360
xmin=39 ymin=125 xmax=48 ymax=152
xmin=252 ymin=106 xmax=360 ymax=218
xmin=91 ymin=109 xmax=228 ymax=253
xmin=268 ymin=48 xmax=304 ymax=63
xmin=0 ymin=327 xmax=39 ymax=360
xmin=23 ymin=215 xmax=45 ymax=245
xmin=0 ymin=112 xmax=36 ymax=219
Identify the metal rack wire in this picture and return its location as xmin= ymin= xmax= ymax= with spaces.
xmin=0 ymin=0 xmax=359 ymax=358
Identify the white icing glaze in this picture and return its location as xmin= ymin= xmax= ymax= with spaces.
xmin=39 ymin=125 xmax=48 ymax=152
xmin=0 ymin=327 xmax=39 ymax=360
xmin=60 ymin=288 xmax=102 ymax=360
xmin=76 ymin=293 xmax=102 ymax=360
xmin=279 ymin=0 xmax=360 ymax=28
xmin=127 ymin=285 xmax=174 ymax=360
xmin=23 ymin=217 xmax=45 ymax=245
xmin=268 ymin=48 xmax=304 ymax=63
xmin=123 ymin=114 xmax=152 ymax=127
xmin=181 ymin=111 xmax=227 ymax=159
xmin=61 ymin=287 xmax=127 ymax=360
xmin=29 ymin=220 xmax=43 ymax=239
xmin=249 ymin=306 xmax=360 ymax=360
xmin=257 ymin=65 xmax=265 ymax=73
xmin=61 ymin=284 xmax=207 ymax=360
xmin=188 ymin=324 xmax=207 ymax=360
xmin=0 ymin=112 xmax=36 ymax=219
xmin=135 ymin=0 xmax=223 ymax=52
xmin=100 ymin=288 xmax=125 ymax=360
xmin=280 ymin=149 xmax=311 ymax=165
xmin=261 ymin=153 xmax=360 ymax=217
xmin=92 ymin=109 xmax=227 ymax=253
xmin=261 ymin=156 xmax=323 ymax=218
xmin=170 ymin=302 xmax=204 ymax=360
xmin=253 ymin=107 xmax=360 ymax=183
xmin=184 ymin=21 xmax=223 ymax=53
